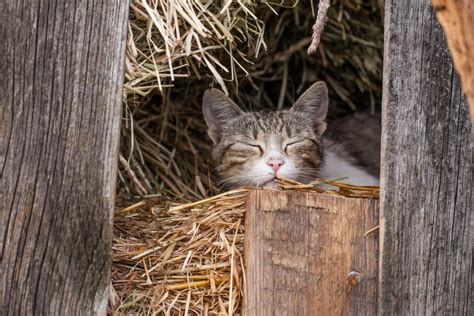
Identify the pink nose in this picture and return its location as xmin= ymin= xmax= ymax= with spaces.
xmin=267 ymin=160 xmax=284 ymax=174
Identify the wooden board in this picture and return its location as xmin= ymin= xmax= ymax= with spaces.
xmin=244 ymin=190 xmax=379 ymax=315
xmin=381 ymin=1 xmax=473 ymax=314
xmin=0 ymin=0 xmax=129 ymax=314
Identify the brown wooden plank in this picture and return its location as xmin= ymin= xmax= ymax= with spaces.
xmin=432 ymin=0 xmax=474 ymax=120
xmin=244 ymin=190 xmax=379 ymax=315
xmin=381 ymin=1 xmax=473 ymax=314
xmin=0 ymin=0 xmax=129 ymax=314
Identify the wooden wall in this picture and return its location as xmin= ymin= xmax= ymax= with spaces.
xmin=380 ymin=1 xmax=473 ymax=314
xmin=1 ymin=0 xmax=472 ymax=314
xmin=0 ymin=0 xmax=128 ymax=314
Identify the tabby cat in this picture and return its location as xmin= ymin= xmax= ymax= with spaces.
xmin=202 ymin=81 xmax=380 ymax=189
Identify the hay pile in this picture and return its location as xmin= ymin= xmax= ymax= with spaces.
xmin=112 ymin=0 xmax=383 ymax=314
xmin=118 ymin=0 xmax=384 ymax=198
xmin=110 ymin=189 xmax=248 ymax=315
xmin=110 ymin=180 xmax=378 ymax=314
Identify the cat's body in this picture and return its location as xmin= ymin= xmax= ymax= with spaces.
xmin=321 ymin=112 xmax=381 ymax=185
xmin=202 ymin=82 xmax=380 ymax=189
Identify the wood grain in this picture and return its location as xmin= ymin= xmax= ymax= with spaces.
xmin=381 ymin=1 xmax=473 ymax=314
xmin=244 ymin=190 xmax=379 ymax=315
xmin=432 ymin=0 xmax=474 ymax=120
xmin=0 ymin=0 xmax=128 ymax=314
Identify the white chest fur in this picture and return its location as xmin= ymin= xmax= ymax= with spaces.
xmin=320 ymin=148 xmax=379 ymax=186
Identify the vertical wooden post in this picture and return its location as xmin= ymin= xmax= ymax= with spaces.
xmin=0 ymin=0 xmax=128 ymax=314
xmin=244 ymin=190 xmax=379 ymax=315
xmin=381 ymin=1 xmax=473 ymax=314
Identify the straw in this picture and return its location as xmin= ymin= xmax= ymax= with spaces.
xmin=112 ymin=1 xmax=384 ymax=312
xmin=110 ymin=179 xmax=379 ymax=314
xmin=119 ymin=0 xmax=384 ymax=198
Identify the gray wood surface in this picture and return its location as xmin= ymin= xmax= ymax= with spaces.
xmin=0 ymin=0 xmax=128 ymax=314
xmin=244 ymin=190 xmax=379 ymax=315
xmin=381 ymin=1 xmax=473 ymax=314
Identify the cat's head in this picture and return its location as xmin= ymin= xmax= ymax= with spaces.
xmin=203 ymin=81 xmax=329 ymax=189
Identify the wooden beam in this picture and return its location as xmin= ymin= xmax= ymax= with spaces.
xmin=244 ymin=190 xmax=379 ymax=315
xmin=381 ymin=1 xmax=473 ymax=314
xmin=432 ymin=0 xmax=474 ymax=120
xmin=0 ymin=0 xmax=128 ymax=314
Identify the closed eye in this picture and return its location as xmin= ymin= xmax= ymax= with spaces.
xmin=236 ymin=141 xmax=264 ymax=154
xmin=284 ymin=139 xmax=305 ymax=153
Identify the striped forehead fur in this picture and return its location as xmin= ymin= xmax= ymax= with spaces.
xmin=210 ymin=110 xmax=324 ymax=188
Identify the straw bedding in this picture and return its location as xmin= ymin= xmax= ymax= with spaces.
xmin=110 ymin=189 xmax=247 ymax=315
xmin=109 ymin=179 xmax=378 ymax=314
xmin=112 ymin=0 xmax=383 ymax=314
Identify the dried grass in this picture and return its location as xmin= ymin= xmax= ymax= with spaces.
xmin=111 ymin=1 xmax=384 ymax=313
xmin=110 ymin=179 xmax=378 ymax=314
xmin=118 ymin=0 xmax=384 ymax=199
xmin=110 ymin=188 xmax=248 ymax=315
xmin=124 ymin=0 xmax=274 ymax=98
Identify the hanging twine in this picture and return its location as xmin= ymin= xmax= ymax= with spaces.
xmin=307 ymin=0 xmax=331 ymax=55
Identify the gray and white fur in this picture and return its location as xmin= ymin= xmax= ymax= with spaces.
xmin=202 ymin=81 xmax=380 ymax=189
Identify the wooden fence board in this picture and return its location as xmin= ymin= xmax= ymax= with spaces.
xmin=244 ymin=190 xmax=379 ymax=315
xmin=0 ymin=0 xmax=128 ymax=314
xmin=381 ymin=1 xmax=473 ymax=314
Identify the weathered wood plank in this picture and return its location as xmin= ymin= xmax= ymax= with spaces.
xmin=381 ymin=1 xmax=473 ymax=314
xmin=244 ymin=190 xmax=379 ymax=315
xmin=0 ymin=0 xmax=129 ymax=314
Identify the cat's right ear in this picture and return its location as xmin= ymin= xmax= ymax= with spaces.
xmin=202 ymin=89 xmax=242 ymax=144
xmin=291 ymin=81 xmax=329 ymax=136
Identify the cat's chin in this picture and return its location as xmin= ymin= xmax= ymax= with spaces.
xmin=260 ymin=179 xmax=279 ymax=189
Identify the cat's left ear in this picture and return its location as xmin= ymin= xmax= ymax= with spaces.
xmin=291 ymin=81 xmax=329 ymax=136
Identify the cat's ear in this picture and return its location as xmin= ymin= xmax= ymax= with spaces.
xmin=203 ymin=88 xmax=242 ymax=144
xmin=291 ymin=81 xmax=329 ymax=136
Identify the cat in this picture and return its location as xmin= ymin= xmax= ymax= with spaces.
xmin=202 ymin=81 xmax=380 ymax=189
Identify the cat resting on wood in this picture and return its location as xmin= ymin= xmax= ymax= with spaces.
xmin=202 ymin=81 xmax=380 ymax=189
